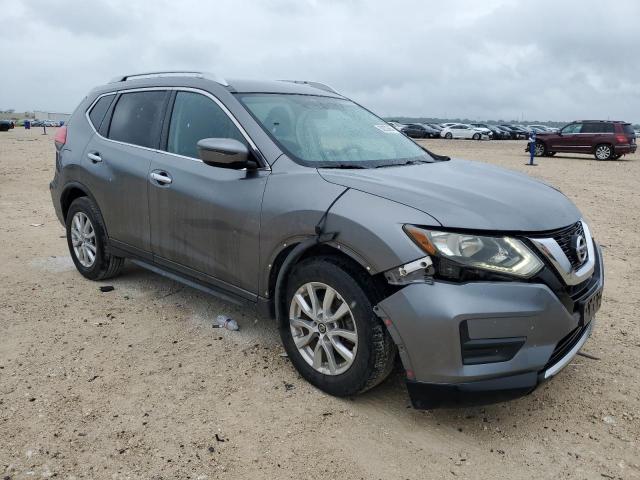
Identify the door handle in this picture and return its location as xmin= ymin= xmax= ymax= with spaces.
xmin=150 ymin=171 xmax=172 ymax=185
xmin=87 ymin=152 xmax=102 ymax=163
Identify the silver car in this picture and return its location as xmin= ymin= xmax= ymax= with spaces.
xmin=50 ymin=71 xmax=604 ymax=408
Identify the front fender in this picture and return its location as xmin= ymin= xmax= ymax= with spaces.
xmin=323 ymin=189 xmax=440 ymax=274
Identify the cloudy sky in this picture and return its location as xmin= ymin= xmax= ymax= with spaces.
xmin=2 ymin=0 xmax=639 ymax=122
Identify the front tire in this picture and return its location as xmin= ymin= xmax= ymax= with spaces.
xmin=281 ymin=256 xmax=396 ymax=397
xmin=534 ymin=141 xmax=546 ymax=156
xmin=66 ymin=197 xmax=124 ymax=281
xmin=445 ymin=132 xmax=453 ymax=139
xmin=594 ymin=144 xmax=613 ymax=160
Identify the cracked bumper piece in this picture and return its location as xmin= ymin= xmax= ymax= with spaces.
xmin=376 ymin=247 xmax=603 ymax=409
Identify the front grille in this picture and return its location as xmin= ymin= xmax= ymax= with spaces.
xmin=551 ymin=221 xmax=586 ymax=270
xmin=543 ymin=324 xmax=587 ymax=370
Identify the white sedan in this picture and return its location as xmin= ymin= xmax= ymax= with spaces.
xmin=441 ymin=123 xmax=491 ymax=140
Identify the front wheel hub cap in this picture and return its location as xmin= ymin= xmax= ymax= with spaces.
xmin=289 ymin=282 xmax=358 ymax=376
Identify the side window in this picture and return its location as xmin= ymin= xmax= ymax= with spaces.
xmin=167 ymin=91 xmax=246 ymax=159
xmin=88 ymin=94 xmax=115 ymax=131
xmin=562 ymin=123 xmax=582 ymax=134
xmin=108 ymin=91 xmax=167 ymax=148
xmin=581 ymin=123 xmax=613 ymax=133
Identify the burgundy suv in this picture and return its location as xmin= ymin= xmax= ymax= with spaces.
xmin=531 ymin=120 xmax=636 ymax=160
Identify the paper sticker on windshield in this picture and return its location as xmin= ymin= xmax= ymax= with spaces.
xmin=374 ymin=124 xmax=399 ymax=133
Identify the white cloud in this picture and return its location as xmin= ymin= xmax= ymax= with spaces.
xmin=1 ymin=0 xmax=639 ymax=122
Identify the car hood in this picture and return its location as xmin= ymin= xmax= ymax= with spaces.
xmin=318 ymin=159 xmax=581 ymax=232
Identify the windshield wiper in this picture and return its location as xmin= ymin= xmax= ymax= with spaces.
xmin=374 ymin=159 xmax=432 ymax=168
xmin=320 ymin=164 xmax=368 ymax=169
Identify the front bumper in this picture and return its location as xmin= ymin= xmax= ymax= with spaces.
xmin=375 ymin=244 xmax=604 ymax=409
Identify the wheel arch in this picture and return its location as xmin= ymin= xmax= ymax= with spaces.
xmin=61 ymin=182 xmax=96 ymax=221
xmin=266 ymin=239 xmax=382 ymax=325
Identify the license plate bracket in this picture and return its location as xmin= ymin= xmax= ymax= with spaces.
xmin=579 ymin=288 xmax=602 ymax=326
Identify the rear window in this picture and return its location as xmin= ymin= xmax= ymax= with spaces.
xmin=108 ymin=91 xmax=167 ymax=148
xmin=623 ymin=124 xmax=635 ymax=136
xmin=88 ymin=94 xmax=115 ymax=130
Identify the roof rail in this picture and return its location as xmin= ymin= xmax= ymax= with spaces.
xmin=279 ymin=80 xmax=340 ymax=95
xmin=109 ymin=71 xmax=229 ymax=87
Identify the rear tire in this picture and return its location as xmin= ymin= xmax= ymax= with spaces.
xmin=66 ymin=197 xmax=124 ymax=281
xmin=594 ymin=144 xmax=613 ymax=160
xmin=472 ymin=133 xmax=481 ymax=140
xmin=280 ymin=256 xmax=396 ymax=397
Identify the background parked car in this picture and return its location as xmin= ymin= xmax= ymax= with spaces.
xmin=531 ymin=120 xmax=637 ymax=160
xmin=499 ymin=124 xmax=528 ymax=139
xmin=441 ymin=123 xmax=490 ymax=140
xmin=426 ymin=123 xmax=444 ymax=134
xmin=401 ymin=123 xmax=439 ymax=138
xmin=471 ymin=123 xmax=510 ymax=139
xmin=0 ymin=120 xmax=12 ymax=132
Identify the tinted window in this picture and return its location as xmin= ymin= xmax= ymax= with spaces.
xmin=88 ymin=94 xmax=115 ymax=130
xmin=581 ymin=123 xmax=614 ymax=133
xmin=167 ymin=92 xmax=246 ymax=159
xmin=623 ymin=124 xmax=635 ymax=135
xmin=108 ymin=91 xmax=167 ymax=148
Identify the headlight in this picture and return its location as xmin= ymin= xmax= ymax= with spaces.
xmin=403 ymin=225 xmax=543 ymax=279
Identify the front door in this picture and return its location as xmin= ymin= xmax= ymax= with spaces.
xmin=551 ymin=122 xmax=583 ymax=153
xmin=148 ymin=90 xmax=268 ymax=296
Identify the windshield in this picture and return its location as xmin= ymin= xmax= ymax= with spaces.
xmin=237 ymin=94 xmax=433 ymax=168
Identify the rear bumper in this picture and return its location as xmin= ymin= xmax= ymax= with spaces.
xmin=375 ymin=244 xmax=604 ymax=409
xmin=615 ymin=143 xmax=637 ymax=154
xmin=49 ymin=179 xmax=64 ymax=225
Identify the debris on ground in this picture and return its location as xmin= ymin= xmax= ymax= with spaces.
xmin=29 ymin=223 xmax=44 ymax=227
xmin=99 ymin=285 xmax=115 ymax=293
xmin=577 ymin=351 xmax=601 ymax=360
xmin=213 ymin=315 xmax=239 ymax=331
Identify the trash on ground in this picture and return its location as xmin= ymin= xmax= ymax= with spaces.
xmin=99 ymin=285 xmax=115 ymax=292
xmin=213 ymin=315 xmax=239 ymax=331
xmin=29 ymin=223 xmax=44 ymax=227
xmin=577 ymin=351 xmax=601 ymax=360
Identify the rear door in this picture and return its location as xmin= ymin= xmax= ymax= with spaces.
xmin=148 ymin=90 xmax=268 ymax=296
xmin=84 ymin=89 xmax=169 ymax=255
xmin=580 ymin=122 xmax=612 ymax=153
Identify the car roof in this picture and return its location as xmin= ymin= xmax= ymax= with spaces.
xmin=577 ymin=120 xmax=627 ymax=123
xmin=91 ymin=73 xmax=344 ymax=99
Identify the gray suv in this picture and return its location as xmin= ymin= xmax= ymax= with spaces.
xmin=50 ymin=71 xmax=604 ymax=408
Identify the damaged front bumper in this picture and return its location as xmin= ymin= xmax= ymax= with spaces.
xmin=375 ymin=245 xmax=604 ymax=409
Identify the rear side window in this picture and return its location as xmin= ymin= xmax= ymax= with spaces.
xmin=108 ymin=91 xmax=167 ymax=148
xmin=167 ymin=91 xmax=246 ymax=159
xmin=88 ymin=94 xmax=115 ymax=130
xmin=581 ymin=123 xmax=614 ymax=133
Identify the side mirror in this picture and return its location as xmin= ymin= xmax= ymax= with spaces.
xmin=197 ymin=138 xmax=255 ymax=169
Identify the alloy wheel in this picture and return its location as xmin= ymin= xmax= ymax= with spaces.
xmin=595 ymin=145 xmax=611 ymax=160
xmin=534 ymin=142 xmax=545 ymax=156
xmin=289 ymin=282 xmax=358 ymax=375
xmin=70 ymin=212 xmax=97 ymax=267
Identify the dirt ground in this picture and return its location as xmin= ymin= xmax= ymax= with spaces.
xmin=1 ymin=127 xmax=639 ymax=480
